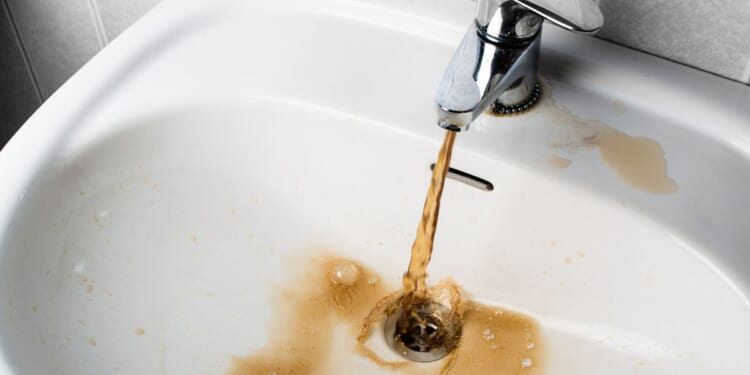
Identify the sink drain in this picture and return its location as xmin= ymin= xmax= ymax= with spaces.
xmin=384 ymin=301 xmax=462 ymax=362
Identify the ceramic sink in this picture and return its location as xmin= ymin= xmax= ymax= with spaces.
xmin=1 ymin=0 xmax=749 ymax=374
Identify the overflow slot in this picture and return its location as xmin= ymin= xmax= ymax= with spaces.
xmin=430 ymin=164 xmax=494 ymax=191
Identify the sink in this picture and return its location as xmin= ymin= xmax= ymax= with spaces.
xmin=1 ymin=0 xmax=749 ymax=374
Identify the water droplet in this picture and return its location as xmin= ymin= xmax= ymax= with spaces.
xmin=330 ymin=262 xmax=360 ymax=286
xmin=367 ymin=276 xmax=379 ymax=285
xmin=521 ymin=358 xmax=533 ymax=368
xmin=527 ymin=342 xmax=535 ymax=349
xmin=482 ymin=328 xmax=495 ymax=341
xmin=73 ymin=263 xmax=85 ymax=274
xmin=97 ymin=210 xmax=110 ymax=221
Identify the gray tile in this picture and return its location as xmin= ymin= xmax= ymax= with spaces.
xmin=96 ymin=0 xmax=160 ymax=41
xmin=0 ymin=0 xmax=42 ymax=148
xmin=596 ymin=0 xmax=750 ymax=83
xmin=5 ymin=0 xmax=102 ymax=98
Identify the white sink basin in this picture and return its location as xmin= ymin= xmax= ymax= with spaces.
xmin=1 ymin=0 xmax=749 ymax=374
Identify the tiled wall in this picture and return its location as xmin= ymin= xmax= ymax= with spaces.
xmin=1 ymin=0 xmax=749 ymax=148
xmin=0 ymin=1 xmax=41 ymax=146
xmin=0 ymin=0 xmax=160 ymax=148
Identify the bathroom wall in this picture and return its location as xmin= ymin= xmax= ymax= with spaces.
xmin=0 ymin=0 xmax=160 ymax=148
xmin=0 ymin=2 xmax=40 ymax=147
xmin=597 ymin=0 xmax=750 ymax=84
xmin=1 ymin=0 xmax=749 ymax=148
xmin=362 ymin=0 xmax=750 ymax=83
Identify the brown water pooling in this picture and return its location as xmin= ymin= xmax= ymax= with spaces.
xmin=227 ymin=255 xmax=544 ymax=375
xmin=226 ymin=256 xmax=388 ymax=375
xmin=228 ymin=131 xmax=544 ymax=374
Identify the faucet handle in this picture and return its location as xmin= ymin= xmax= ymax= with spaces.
xmin=475 ymin=0 xmax=603 ymax=42
xmin=513 ymin=0 xmax=603 ymax=34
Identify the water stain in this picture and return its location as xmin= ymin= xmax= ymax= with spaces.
xmin=447 ymin=302 xmax=543 ymax=374
xmin=227 ymin=254 xmax=544 ymax=375
xmin=226 ymin=255 xmax=389 ymax=375
xmin=534 ymin=81 xmax=678 ymax=194
xmin=547 ymin=155 xmax=571 ymax=169
xmin=584 ymin=126 xmax=677 ymax=194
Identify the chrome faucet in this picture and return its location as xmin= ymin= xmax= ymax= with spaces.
xmin=436 ymin=0 xmax=604 ymax=131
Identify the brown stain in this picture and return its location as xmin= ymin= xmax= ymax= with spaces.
xmin=88 ymin=337 xmax=97 ymax=347
xmin=484 ymin=84 xmax=544 ymax=118
xmin=547 ymin=155 xmax=571 ymax=169
xmin=357 ymin=278 xmax=544 ymax=375
xmin=356 ymin=290 xmax=413 ymax=372
xmin=534 ymin=82 xmax=678 ymax=194
xmin=86 ymin=283 xmax=94 ymax=294
xmin=226 ymin=255 xmax=391 ymax=375
xmin=447 ymin=301 xmax=544 ymax=375
xmin=227 ymin=128 xmax=547 ymax=374
xmin=585 ymin=126 xmax=677 ymax=194
xmin=228 ymin=256 xmax=545 ymax=375
xmin=134 ymin=328 xmax=145 ymax=336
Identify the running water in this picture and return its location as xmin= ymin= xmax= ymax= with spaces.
xmin=401 ymin=130 xmax=456 ymax=314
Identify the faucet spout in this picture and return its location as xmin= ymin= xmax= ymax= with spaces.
xmin=435 ymin=23 xmax=541 ymax=132
xmin=435 ymin=0 xmax=603 ymax=132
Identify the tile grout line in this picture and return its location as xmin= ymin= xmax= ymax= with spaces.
xmin=742 ymin=56 xmax=750 ymax=85
xmin=2 ymin=0 xmax=44 ymax=102
xmin=85 ymin=0 xmax=109 ymax=49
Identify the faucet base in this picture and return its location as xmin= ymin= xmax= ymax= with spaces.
xmin=489 ymin=79 xmax=542 ymax=116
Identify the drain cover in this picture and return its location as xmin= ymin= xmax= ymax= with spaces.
xmin=384 ymin=302 xmax=462 ymax=362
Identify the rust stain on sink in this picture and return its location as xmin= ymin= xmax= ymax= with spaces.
xmin=535 ymin=81 xmax=678 ymax=194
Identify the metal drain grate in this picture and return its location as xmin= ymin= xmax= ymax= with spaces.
xmin=384 ymin=302 xmax=462 ymax=362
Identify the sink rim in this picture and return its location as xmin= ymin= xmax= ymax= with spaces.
xmin=2 ymin=0 xmax=750 ymax=227
xmin=1 ymin=0 xmax=750 ymax=373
